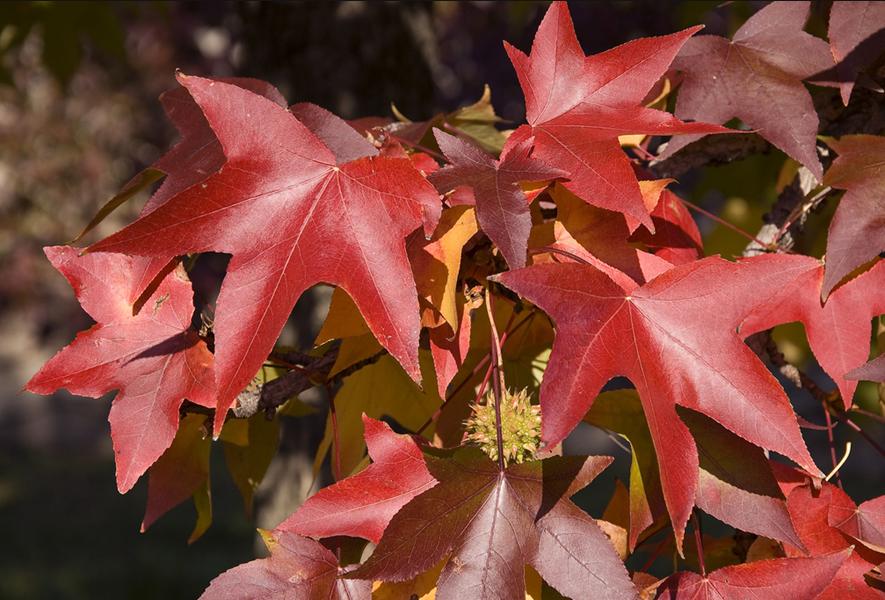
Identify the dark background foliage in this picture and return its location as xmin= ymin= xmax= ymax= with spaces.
xmin=0 ymin=2 xmax=878 ymax=598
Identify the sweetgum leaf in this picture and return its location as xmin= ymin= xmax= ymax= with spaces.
xmin=504 ymin=1 xmax=728 ymax=230
xmin=350 ymin=451 xmax=636 ymax=600
xmin=823 ymin=1 xmax=885 ymax=105
xmin=821 ymin=135 xmax=885 ymax=298
xmin=26 ymin=246 xmax=214 ymax=493
xmin=784 ymin=482 xmax=884 ymax=599
xmin=494 ymin=256 xmax=820 ymax=548
xmin=740 ymin=255 xmax=885 ymax=407
xmin=656 ymin=550 xmax=851 ymax=600
xmin=89 ymin=74 xmax=441 ymax=435
xmin=200 ymin=531 xmax=370 ymax=600
xmin=429 ymin=129 xmax=566 ymax=268
xmin=663 ymin=1 xmax=833 ymax=179
xmin=278 ymin=415 xmax=435 ymax=543
xmin=847 ymin=353 xmax=885 ymax=382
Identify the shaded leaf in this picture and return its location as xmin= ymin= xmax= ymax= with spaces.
xmin=429 ymin=129 xmax=565 ymax=268
xmin=820 ymin=135 xmax=885 ymax=298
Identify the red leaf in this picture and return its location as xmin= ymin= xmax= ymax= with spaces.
xmin=26 ymin=246 xmax=214 ymax=493
xmin=200 ymin=531 xmax=370 ymax=600
xmin=821 ymin=135 xmax=885 ymax=298
xmin=831 ymin=494 xmax=885 ymax=554
xmin=494 ymin=256 xmax=820 ymax=547
xmin=89 ymin=74 xmax=441 ymax=435
xmin=663 ymin=1 xmax=833 ymax=179
xmin=505 ymin=1 xmax=727 ymax=230
xmin=130 ymin=78 xmax=290 ymax=301
xmin=278 ymin=415 xmax=435 ymax=543
xmin=656 ymin=550 xmax=850 ymax=600
xmin=429 ymin=129 xmax=566 ymax=268
xmin=784 ymin=483 xmax=884 ymax=599
xmin=350 ymin=452 xmax=636 ymax=599
xmin=740 ymin=255 xmax=885 ymax=407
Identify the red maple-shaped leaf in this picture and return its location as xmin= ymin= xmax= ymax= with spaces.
xmin=278 ymin=415 xmax=435 ymax=543
xmin=350 ymin=451 xmax=636 ymax=600
xmin=740 ymin=255 xmax=885 ymax=407
xmin=656 ymin=550 xmax=850 ymax=600
xmin=200 ymin=531 xmax=370 ymax=600
xmin=428 ymin=129 xmax=565 ymax=268
xmin=662 ymin=1 xmax=833 ymax=180
xmin=113 ymin=78 xmax=289 ymax=302
xmin=504 ymin=1 xmax=727 ymax=230
xmin=89 ymin=74 xmax=440 ymax=435
xmin=821 ymin=135 xmax=885 ymax=298
xmin=26 ymin=246 xmax=214 ymax=493
xmin=784 ymin=482 xmax=885 ymax=599
xmin=824 ymin=1 xmax=885 ymax=105
xmin=494 ymin=256 xmax=820 ymax=546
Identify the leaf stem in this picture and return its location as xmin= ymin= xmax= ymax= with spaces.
xmin=327 ymin=385 xmax=342 ymax=481
xmin=388 ymin=133 xmax=446 ymax=162
xmin=485 ymin=289 xmax=506 ymax=471
xmin=529 ymin=246 xmax=593 ymax=266
xmin=820 ymin=398 xmax=843 ymax=488
xmin=839 ymin=415 xmax=885 ymax=457
xmin=691 ymin=511 xmax=706 ymax=578
xmin=849 ymin=407 xmax=885 ymax=425
xmin=677 ymin=197 xmax=772 ymax=249
xmin=415 ymin=310 xmax=531 ymax=436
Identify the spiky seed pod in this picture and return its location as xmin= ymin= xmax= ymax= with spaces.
xmin=465 ymin=388 xmax=541 ymax=465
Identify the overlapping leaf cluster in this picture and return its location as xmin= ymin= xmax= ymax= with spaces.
xmin=27 ymin=2 xmax=885 ymax=598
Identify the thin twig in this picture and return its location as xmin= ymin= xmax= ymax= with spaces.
xmin=678 ymin=197 xmax=771 ymax=248
xmin=529 ymin=246 xmax=593 ymax=266
xmin=691 ymin=511 xmax=706 ymax=578
xmin=485 ymin=289 xmax=506 ymax=471
xmin=388 ymin=133 xmax=446 ymax=161
xmin=415 ymin=310 xmax=532 ymax=436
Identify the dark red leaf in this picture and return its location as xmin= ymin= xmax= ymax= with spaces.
xmin=820 ymin=135 xmax=885 ymax=299
xmin=350 ymin=451 xmax=636 ymax=599
xmin=663 ymin=1 xmax=833 ymax=179
xmin=824 ymin=1 xmax=885 ymax=105
xmin=429 ymin=129 xmax=565 ymax=268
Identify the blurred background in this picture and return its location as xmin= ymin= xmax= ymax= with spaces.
xmin=0 ymin=2 xmax=880 ymax=598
